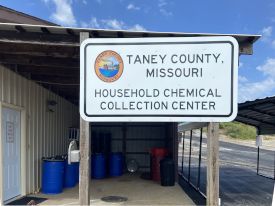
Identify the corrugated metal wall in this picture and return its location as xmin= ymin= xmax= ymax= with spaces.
xmin=90 ymin=122 xmax=124 ymax=152
xmin=90 ymin=122 xmax=172 ymax=172
xmin=126 ymin=122 xmax=166 ymax=171
xmin=0 ymin=65 xmax=79 ymax=194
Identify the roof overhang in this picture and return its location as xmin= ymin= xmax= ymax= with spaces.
xmin=235 ymin=96 xmax=275 ymax=135
xmin=0 ymin=22 xmax=261 ymax=104
xmin=178 ymin=122 xmax=208 ymax=132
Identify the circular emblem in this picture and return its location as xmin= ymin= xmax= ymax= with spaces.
xmin=95 ymin=50 xmax=124 ymax=82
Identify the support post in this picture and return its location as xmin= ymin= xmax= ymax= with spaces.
xmin=79 ymin=32 xmax=90 ymax=206
xmin=207 ymin=122 xmax=219 ymax=206
xmin=257 ymin=146 xmax=259 ymax=174
xmin=197 ymin=128 xmax=203 ymax=189
xmin=173 ymin=122 xmax=179 ymax=182
xmin=188 ymin=130 xmax=192 ymax=182
xmin=182 ymin=131 xmax=185 ymax=174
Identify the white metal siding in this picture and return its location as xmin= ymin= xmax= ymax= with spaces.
xmin=0 ymin=64 xmax=79 ymax=195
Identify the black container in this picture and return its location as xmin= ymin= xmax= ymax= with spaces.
xmin=159 ymin=158 xmax=175 ymax=186
xmin=91 ymin=132 xmax=98 ymax=153
xmin=99 ymin=133 xmax=111 ymax=154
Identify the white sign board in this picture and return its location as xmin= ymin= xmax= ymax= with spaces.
xmin=256 ymin=135 xmax=262 ymax=147
xmin=6 ymin=122 xmax=14 ymax=142
xmin=80 ymin=37 xmax=238 ymax=122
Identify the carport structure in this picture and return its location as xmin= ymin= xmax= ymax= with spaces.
xmin=0 ymin=22 xmax=260 ymax=206
xmin=236 ymin=96 xmax=275 ymax=179
xmin=178 ymin=96 xmax=275 ymax=201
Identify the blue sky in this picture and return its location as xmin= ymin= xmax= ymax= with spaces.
xmin=1 ymin=0 xmax=275 ymax=102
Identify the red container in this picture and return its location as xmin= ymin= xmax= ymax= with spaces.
xmin=149 ymin=148 xmax=164 ymax=175
xmin=151 ymin=148 xmax=169 ymax=181
xmin=151 ymin=148 xmax=169 ymax=157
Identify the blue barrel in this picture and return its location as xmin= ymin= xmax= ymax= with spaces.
xmin=42 ymin=158 xmax=65 ymax=194
xmin=75 ymin=162 xmax=79 ymax=183
xmin=63 ymin=160 xmax=76 ymax=188
xmin=109 ymin=153 xmax=123 ymax=177
xmin=93 ymin=154 xmax=105 ymax=178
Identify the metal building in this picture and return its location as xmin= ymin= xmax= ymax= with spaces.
xmin=0 ymin=14 xmax=260 ymax=205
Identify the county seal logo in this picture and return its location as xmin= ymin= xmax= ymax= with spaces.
xmin=94 ymin=50 xmax=124 ymax=82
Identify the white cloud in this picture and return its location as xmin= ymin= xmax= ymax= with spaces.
xmin=238 ymin=77 xmax=275 ymax=102
xmin=260 ymin=26 xmax=273 ymax=42
xmin=238 ymin=58 xmax=275 ymax=102
xmin=90 ymin=17 xmax=100 ymax=28
xmin=83 ymin=0 xmax=87 ymax=4
xmin=158 ymin=0 xmax=167 ymax=7
xmin=256 ymin=58 xmax=275 ymax=77
xmin=100 ymin=19 xmax=146 ymax=31
xmin=80 ymin=17 xmax=146 ymax=31
xmin=95 ymin=0 xmax=101 ymax=3
xmin=42 ymin=0 xmax=77 ymax=27
xmin=80 ymin=21 xmax=88 ymax=28
xmin=239 ymin=62 xmax=243 ymax=67
xmin=81 ymin=17 xmax=100 ymax=28
xmin=160 ymin=9 xmax=172 ymax=16
xmin=238 ymin=76 xmax=248 ymax=82
xmin=101 ymin=19 xmax=125 ymax=30
xmin=127 ymin=3 xmax=140 ymax=10
xmin=129 ymin=24 xmax=146 ymax=31
xmin=271 ymin=17 xmax=275 ymax=22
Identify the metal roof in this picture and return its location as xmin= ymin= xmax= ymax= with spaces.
xmin=235 ymin=96 xmax=275 ymax=135
xmin=0 ymin=22 xmax=261 ymax=43
xmin=178 ymin=96 xmax=275 ymax=135
xmin=0 ymin=5 xmax=60 ymax=26
xmin=178 ymin=122 xmax=208 ymax=132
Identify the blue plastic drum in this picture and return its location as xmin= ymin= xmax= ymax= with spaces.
xmin=75 ymin=162 xmax=79 ymax=183
xmin=109 ymin=153 xmax=123 ymax=177
xmin=93 ymin=154 xmax=105 ymax=179
xmin=63 ymin=160 xmax=76 ymax=188
xmin=42 ymin=158 xmax=65 ymax=194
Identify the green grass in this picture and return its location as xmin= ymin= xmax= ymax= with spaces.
xmin=220 ymin=121 xmax=257 ymax=140
xmin=181 ymin=121 xmax=257 ymax=140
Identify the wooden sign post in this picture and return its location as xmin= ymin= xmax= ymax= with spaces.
xmin=207 ymin=122 xmax=219 ymax=206
xmin=79 ymin=32 xmax=91 ymax=206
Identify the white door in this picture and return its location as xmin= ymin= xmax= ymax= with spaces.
xmin=2 ymin=107 xmax=21 ymax=202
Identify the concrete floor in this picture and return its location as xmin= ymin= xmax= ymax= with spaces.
xmin=29 ymin=172 xmax=196 ymax=205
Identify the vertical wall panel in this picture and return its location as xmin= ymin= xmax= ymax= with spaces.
xmin=0 ymin=65 xmax=79 ymax=194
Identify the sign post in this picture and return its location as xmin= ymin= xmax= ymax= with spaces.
xmin=79 ymin=32 xmax=91 ymax=206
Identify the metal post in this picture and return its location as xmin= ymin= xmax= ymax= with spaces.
xmin=197 ymin=128 xmax=203 ymax=189
xmin=274 ymin=148 xmax=275 ymax=179
xmin=257 ymin=146 xmax=259 ymax=175
xmin=182 ymin=131 xmax=185 ymax=174
xmin=188 ymin=130 xmax=192 ymax=182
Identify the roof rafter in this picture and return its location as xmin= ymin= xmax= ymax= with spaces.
xmin=0 ymin=42 xmax=79 ymax=58
xmin=237 ymin=114 xmax=275 ymax=127
xmin=0 ymin=53 xmax=79 ymax=68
